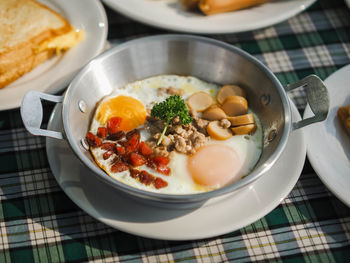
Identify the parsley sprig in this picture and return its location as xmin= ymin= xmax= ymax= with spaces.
xmin=151 ymin=95 xmax=192 ymax=145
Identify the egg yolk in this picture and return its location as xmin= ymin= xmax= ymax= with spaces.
xmin=96 ymin=95 xmax=147 ymax=131
xmin=187 ymin=144 xmax=242 ymax=187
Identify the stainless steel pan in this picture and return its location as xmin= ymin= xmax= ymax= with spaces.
xmin=21 ymin=35 xmax=329 ymax=206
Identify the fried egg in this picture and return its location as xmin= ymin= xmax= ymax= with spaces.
xmin=89 ymin=75 xmax=263 ymax=194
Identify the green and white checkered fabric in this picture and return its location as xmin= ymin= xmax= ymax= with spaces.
xmin=1 ymin=0 xmax=350 ymax=262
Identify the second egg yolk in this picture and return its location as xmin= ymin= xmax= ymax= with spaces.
xmin=187 ymin=144 xmax=242 ymax=187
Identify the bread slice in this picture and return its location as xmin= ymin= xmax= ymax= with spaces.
xmin=0 ymin=0 xmax=84 ymax=89
xmin=337 ymin=105 xmax=350 ymax=136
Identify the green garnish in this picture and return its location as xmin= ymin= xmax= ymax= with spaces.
xmin=151 ymin=95 xmax=192 ymax=145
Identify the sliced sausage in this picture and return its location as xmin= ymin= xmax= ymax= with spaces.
xmin=201 ymin=106 xmax=227 ymax=121
xmin=207 ymin=120 xmax=232 ymax=140
xmin=216 ymin=84 xmax=246 ymax=104
xmin=231 ymin=124 xmax=256 ymax=135
xmin=199 ymin=0 xmax=270 ymax=15
xmin=221 ymin=96 xmax=248 ymax=117
xmin=187 ymin=92 xmax=213 ymax=112
xmin=227 ymin=113 xmax=254 ymax=126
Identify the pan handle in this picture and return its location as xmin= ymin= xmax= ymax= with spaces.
xmin=21 ymin=91 xmax=64 ymax=139
xmin=285 ymin=75 xmax=329 ymax=130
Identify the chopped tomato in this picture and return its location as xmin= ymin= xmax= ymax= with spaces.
xmin=153 ymin=156 xmax=170 ymax=165
xmin=101 ymin=142 xmax=116 ymax=151
xmin=116 ymin=146 xmax=126 ymax=155
xmin=97 ymin=127 xmax=108 ymax=138
xmin=107 ymin=117 xmax=122 ymax=135
xmin=111 ymin=162 xmax=129 ymax=173
xmin=129 ymin=153 xmax=147 ymax=166
xmin=139 ymin=142 xmax=152 ymax=156
xmin=156 ymin=163 xmax=171 ymax=175
xmin=85 ymin=132 xmax=102 ymax=147
xmin=126 ymin=133 xmax=140 ymax=153
xmin=154 ymin=178 xmax=168 ymax=189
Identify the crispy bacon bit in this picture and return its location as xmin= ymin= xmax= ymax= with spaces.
xmin=129 ymin=153 xmax=147 ymax=166
xmin=146 ymin=157 xmax=155 ymax=169
xmin=154 ymin=177 xmax=168 ymax=189
xmin=107 ymin=131 xmax=125 ymax=141
xmin=153 ymin=156 xmax=170 ymax=165
xmin=139 ymin=142 xmax=152 ymax=156
xmin=86 ymin=132 xmax=102 ymax=147
xmin=97 ymin=127 xmax=108 ymax=138
xmin=130 ymin=169 xmax=168 ymax=189
xmin=101 ymin=142 xmax=116 ymax=151
xmin=126 ymin=129 xmax=140 ymax=140
xmin=103 ymin=151 xmax=114 ymax=160
xmin=88 ymin=116 xmax=171 ymax=189
xmin=130 ymin=168 xmax=140 ymax=178
xmin=107 ymin=117 xmax=122 ymax=135
xmin=111 ymin=162 xmax=129 ymax=173
xmin=118 ymin=140 xmax=128 ymax=147
xmin=156 ymin=163 xmax=171 ymax=175
xmin=139 ymin=170 xmax=154 ymax=186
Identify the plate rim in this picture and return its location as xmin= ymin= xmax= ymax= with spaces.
xmin=0 ymin=0 xmax=108 ymax=111
xmin=102 ymin=0 xmax=316 ymax=34
xmin=46 ymin=99 xmax=305 ymax=240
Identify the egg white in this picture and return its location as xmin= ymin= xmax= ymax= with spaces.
xmin=169 ymin=112 xmax=262 ymax=191
xmin=89 ymin=75 xmax=218 ymax=134
xmin=89 ymin=75 xmax=263 ymax=194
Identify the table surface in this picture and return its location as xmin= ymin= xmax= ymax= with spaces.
xmin=1 ymin=0 xmax=350 ymax=262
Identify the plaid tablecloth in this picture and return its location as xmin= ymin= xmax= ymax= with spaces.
xmin=1 ymin=0 xmax=350 ymax=262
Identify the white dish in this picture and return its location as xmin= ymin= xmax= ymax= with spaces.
xmin=304 ymin=64 xmax=350 ymax=207
xmin=102 ymin=0 xmax=316 ymax=34
xmin=346 ymin=0 xmax=350 ymax=9
xmin=46 ymin=99 xmax=305 ymax=240
xmin=0 ymin=0 xmax=108 ymax=110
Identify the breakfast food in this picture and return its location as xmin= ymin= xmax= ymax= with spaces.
xmin=85 ymin=75 xmax=263 ymax=194
xmin=0 ymin=0 xmax=84 ymax=89
xmin=337 ymin=104 xmax=350 ymax=136
xmin=181 ymin=0 xmax=270 ymax=15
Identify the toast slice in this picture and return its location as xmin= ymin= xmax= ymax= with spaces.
xmin=0 ymin=0 xmax=84 ymax=89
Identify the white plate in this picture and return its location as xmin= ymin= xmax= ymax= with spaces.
xmin=0 ymin=0 xmax=108 ymax=110
xmin=46 ymin=99 xmax=305 ymax=240
xmin=102 ymin=0 xmax=316 ymax=34
xmin=304 ymin=64 xmax=350 ymax=207
xmin=346 ymin=0 xmax=350 ymax=9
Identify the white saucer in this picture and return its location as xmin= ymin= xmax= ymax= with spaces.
xmin=0 ymin=0 xmax=108 ymax=110
xmin=102 ymin=0 xmax=315 ymax=34
xmin=304 ymin=64 xmax=350 ymax=207
xmin=46 ymin=100 xmax=305 ymax=240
